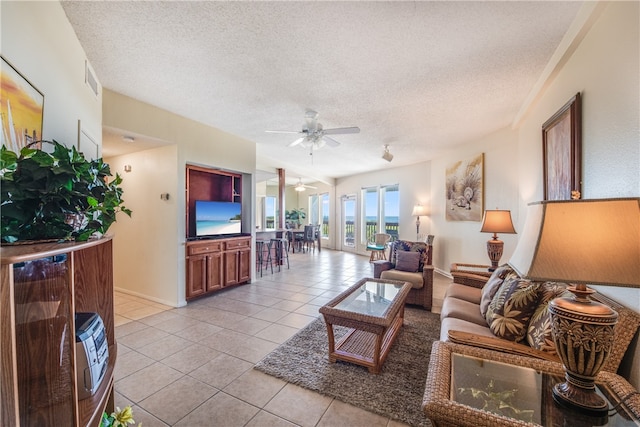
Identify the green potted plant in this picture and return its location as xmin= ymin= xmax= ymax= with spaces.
xmin=285 ymin=208 xmax=306 ymax=229
xmin=1 ymin=140 xmax=132 ymax=243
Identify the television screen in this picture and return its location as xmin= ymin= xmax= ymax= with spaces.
xmin=195 ymin=200 xmax=242 ymax=236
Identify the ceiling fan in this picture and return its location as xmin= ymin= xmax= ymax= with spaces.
xmin=293 ymin=178 xmax=317 ymax=192
xmin=266 ymin=109 xmax=360 ymax=151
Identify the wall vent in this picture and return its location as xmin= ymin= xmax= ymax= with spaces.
xmin=85 ymin=60 xmax=99 ymax=97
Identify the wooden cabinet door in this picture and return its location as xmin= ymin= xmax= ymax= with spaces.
xmin=207 ymin=252 xmax=223 ymax=292
xmin=224 ymin=250 xmax=239 ymax=286
xmin=238 ymin=248 xmax=251 ymax=283
xmin=186 ymin=254 xmax=207 ymax=298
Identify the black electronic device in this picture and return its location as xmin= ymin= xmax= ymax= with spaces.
xmin=75 ymin=312 xmax=109 ymax=399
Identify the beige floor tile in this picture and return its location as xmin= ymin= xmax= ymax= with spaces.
xmin=264 ymin=383 xmax=333 ymax=427
xmin=151 ymin=314 xmax=203 ymax=334
xmin=114 ymin=314 xmax=133 ymax=326
xmin=115 ymin=320 xmax=149 ymax=339
xmin=293 ymin=304 xmax=322 ymax=317
xmin=116 ymin=362 xmax=183 ymax=402
xmin=117 ymin=326 xmax=170 ymax=350
xmin=276 ymin=312 xmax=316 ymax=329
xmin=173 ymin=321 xmax=223 ymax=342
xmin=174 ymin=392 xmax=259 ymax=427
xmin=160 ymin=343 xmax=220 ymax=374
xmin=129 ymin=405 xmax=169 ymax=427
xmin=228 ymin=316 xmax=272 ymax=335
xmin=226 ymin=335 xmax=279 ymax=364
xmin=223 ymin=369 xmax=286 ymax=407
xmin=137 ymin=334 xmax=192 ymax=360
xmin=245 ymin=410 xmax=298 ymax=427
xmin=114 ymin=349 xmax=155 ymax=381
xmin=137 ymin=310 xmax=181 ymax=327
xmin=254 ymin=323 xmax=299 ymax=344
xmin=189 ymin=353 xmax=254 ymax=389
xmin=269 ymin=299 xmax=305 ymax=312
xmin=138 ymin=375 xmax=218 ymax=425
xmin=251 ymin=306 xmax=290 ymax=322
xmin=317 ymin=399 xmax=389 ymax=427
xmin=122 ymin=305 xmax=170 ymax=320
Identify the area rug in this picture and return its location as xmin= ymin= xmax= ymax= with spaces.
xmin=254 ymin=308 xmax=440 ymax=427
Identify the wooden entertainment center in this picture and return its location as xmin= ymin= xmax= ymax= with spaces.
xmin=185 ymin=165 xmax=251 ymax=301
xmin=1 ymin=237 xmax=116 ymax=427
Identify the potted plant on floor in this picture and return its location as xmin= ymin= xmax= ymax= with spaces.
xmin=1 ymin=140 xmax=132 ymax=243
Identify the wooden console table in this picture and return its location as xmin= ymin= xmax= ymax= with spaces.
xmin=1 ymin=237 xmax=116 ymax=427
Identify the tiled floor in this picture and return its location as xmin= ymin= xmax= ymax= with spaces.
xmin=113 ymin=248 xmax=449 ymax=426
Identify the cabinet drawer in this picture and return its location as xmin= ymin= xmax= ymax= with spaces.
xmin=224 ymin=238 xmax=250 ymax=250
xmin=188 ymin=242 xmax=222 ymax=255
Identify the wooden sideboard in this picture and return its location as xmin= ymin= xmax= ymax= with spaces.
xmin=1 ymin=237 xmax=116 ymax=427
xmin=185 ymin=235 xmax=251 ymax=300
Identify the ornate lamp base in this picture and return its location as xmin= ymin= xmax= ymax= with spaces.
xmin=486 ymin=237 xmax=503 ymax=272
xmin=548 ymin=285 xmax=618 ymax=416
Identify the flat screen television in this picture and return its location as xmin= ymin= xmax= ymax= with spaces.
xmin=195 ymin=200 xmax=242 ymax=237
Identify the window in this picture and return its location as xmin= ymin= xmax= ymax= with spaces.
xmin=381 ymin=184 xmax=400 ymax=240
xmin=320 ymin=193 xmax=329 ymax=238
xmin=361 ymin=187 xmax=378 ymax=243
xmin=265 ymin=196 xmax=276 ymax=229
xmin=309 ymin=194 xmax=319 ymax=226
xmin=360 ymin=184 xmax=400 ymax=243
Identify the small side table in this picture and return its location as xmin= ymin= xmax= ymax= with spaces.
xmin=423 ymin=341 xmax=640 ymax=427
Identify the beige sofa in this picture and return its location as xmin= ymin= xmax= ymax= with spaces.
xmin=441 ymin=263 xmax=640 ymax=373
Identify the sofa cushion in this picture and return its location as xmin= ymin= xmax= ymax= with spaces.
xmin=380 ymin=270 xmax=423 ymax=289
xmin=390 ymin=240 xmax=430 ymax=272
xmin=440 ymin=317 xmax=495 ymax=342
xmin=441 ymin=297 xmax=487 ymax=326
xmin=526 ymin=282 xmax=570 ymax=354
xmin=486 ymin=276 xmax=542 ymax=342
xmin=480 ymin=265 xmax=516 ymax=318
xmin=445 ymin=283 xmax=482 ymax=305
xmin=395 ymin=251 xmax=420 ymax=272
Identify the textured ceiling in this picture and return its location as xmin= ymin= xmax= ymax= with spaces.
xmin=61 ymin=1 xmax=582 ymax=184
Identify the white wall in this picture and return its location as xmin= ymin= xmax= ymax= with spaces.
xmin=105 ymin=145 xmax=179 ymax=305
xmin=514 ymin=1 xmax=640 ymax=387
xmin=1 ymin=1 xmax=102 ymax=153
xmin=430 ymin=127 xmax=520 ymax=275
xmin=335 ymin=161 xmax=431 ymax=254
xmin=103 ymin=90 xmax=256 ymax=307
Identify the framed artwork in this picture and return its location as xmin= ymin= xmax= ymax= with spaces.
xmin=446 ymin=153 xmax=484 ymax=221
xmin=1 ymin=56 xmax=44 ymax=152
xmin=542 ymin=93 xmax=581 ymax=201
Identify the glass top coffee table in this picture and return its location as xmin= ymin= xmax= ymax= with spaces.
xmin=423 ymin=341 xmax=640 ymax=426
xmin=319 ymin=277 xmax=412 ymax=374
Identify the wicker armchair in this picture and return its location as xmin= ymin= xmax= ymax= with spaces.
xmin=373 ymin=238 xmax=434 ymax=310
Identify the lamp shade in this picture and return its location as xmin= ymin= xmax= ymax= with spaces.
xmin=509 ymin=198 xmax=640 ymax=287
xmin=480 ymin=210 xmax=516 ymax=234
xmin=412 ymin=204 xmax=426 ymax=217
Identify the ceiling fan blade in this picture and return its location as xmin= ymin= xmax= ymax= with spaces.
xmin=265 ymin=130 xmax=304 ymax=134
xmin=323 ymin=126 xmax=360 ymax=135
xmin=304 ymin=184 xmax=318 ymax=189
xmin=323 ymin=136 xmax=341 ymax=147
xmin=288 ymin=137 xmax=306 ymax=147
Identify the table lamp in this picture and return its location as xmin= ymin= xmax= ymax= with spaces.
xmin=509 ymin=198 xmax=640 ymax=415
xmin=412 ymin=204 xmax=426 ymax=240
xmin=480 ymin=209 xmax=516 ymax=271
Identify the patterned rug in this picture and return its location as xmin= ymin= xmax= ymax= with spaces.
xmin=254 ymin=308 xmax=440 ymax=427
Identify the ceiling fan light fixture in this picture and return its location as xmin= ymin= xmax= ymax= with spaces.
xmin=382 ymin=144 xmax=393 ymax=162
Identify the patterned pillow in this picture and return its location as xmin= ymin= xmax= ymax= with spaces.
xmin=486 ymin=276 xmax=542 ymax=342
xmin=526 ymin=282 xmax=571 ymax=354
xmin=391 ymin=240 xmax=430 ymax=272
xmin=395 ymin=251 xmax=420 ymax=272
xmin=479 ymin=265 xmax=516 ymax=318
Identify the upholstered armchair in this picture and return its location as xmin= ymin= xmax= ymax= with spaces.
xmin=373 ymin=238 xmax=434 ymax=310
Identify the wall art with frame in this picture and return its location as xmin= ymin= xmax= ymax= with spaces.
xmin=446 ymin=153 xmax=484 ymax=222
xmin=1 ymin=56 xmax=44 ymax=152
xmin=542 ymin=93 xmax=581 ymax=201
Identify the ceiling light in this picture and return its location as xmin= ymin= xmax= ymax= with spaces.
xmin=382 ymin=144 xmax=393 ymax=162
xmin=295 ymin=182 xmax=306 ymax=191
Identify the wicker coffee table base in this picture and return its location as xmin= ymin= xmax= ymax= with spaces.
xmin=324 ymin=307 xmax=405 ymax=374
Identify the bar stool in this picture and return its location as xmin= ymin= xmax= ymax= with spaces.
xmin=270 ymin=237 xmax=289 ymax=271
xmin=256 ymin=240 xmax=273 ymax=277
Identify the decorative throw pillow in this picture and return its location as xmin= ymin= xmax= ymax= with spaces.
xmin=486 ymin=276 xmax=542 ymax=342
xmin=527 ymin=282 xmax=571 ymax=354
xmin=395 ymin=251 xmax=421 ymax=272
xmin=479 ymin=265 xmax=515 ymax=318
xmin=391 ymin=240 xmax=430 ymax=272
